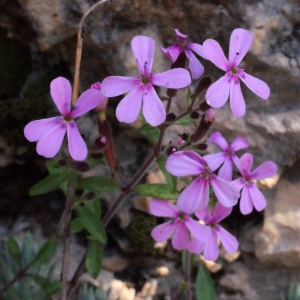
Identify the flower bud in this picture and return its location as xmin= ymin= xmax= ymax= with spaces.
xmin=91 ymin=82 xmax=108 ymax=111
xmin=166 ymin=112 xmax=176 ymax=122
xmin=199 ymin=100 xmax=212 ymax=112
xmin=194 ymin=76 xmax=212 ymax=97
xmin=58 ymin=159 xmax=67 ymax=167
xmin=90 ymin=153 xmax=104 ymax=160
xmin=166 ymin=145 xmax=178 ymax=156
xmin=194 ymin=143 xmax=208 ymax=151
xmin=190 ymin=111 xmax=200 ymax=119
xmin=82 ymin=192 xmax=96 ymax=201
xmin=69 ymin=161 xmax=90 ymax=172
xmin=95 ymin=136 xmax=107 ymax=150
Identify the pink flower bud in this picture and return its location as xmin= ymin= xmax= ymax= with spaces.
xmin=91 ymin=82 xmax=108 ymax=111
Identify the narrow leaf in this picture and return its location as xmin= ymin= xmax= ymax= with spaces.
xmin=78 ymin=176 xmax=119 ymax=192
xmin=139 ymin=123 xmax=160 ymax=144
xmin=86 ymin=241 xmax=103 ymax=279
xmin=26 ymin=273 xmax=60 ymax=296
xmin=29 ymin=174 xmax=66 ymax=196
xmin=174 ymin=115 xmax=196 ymax=125
xmin=157 ymin=157 xmax=177 ymax=193
xmin=187 ymin=86 xmax=192 ymax=105
xmin=64 ymin=168 xmax=78 ymax=187
xmin=31 ymin=238 xmax=58 ymax=268
xmin=4 ymin=236 xmax=22 ymax=267
xmin=196 ymin=264 xmax=216 ymax=300
xmin=84 ymin=197 xmax=101 ymax=217
xmin=134 ymin=184 xmax=179 ymax=200
xmin=71 ymin=218 xmax=85 ymax=233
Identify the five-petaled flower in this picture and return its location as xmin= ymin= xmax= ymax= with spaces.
xmin=232 ymin=153 xmax=277 ymax=215
xmin=101 ymin=35 xmax=191 ymax=127
xmin=188 ymin=202 xmax=239 ymax=261
xmin=24 ymin=77 xmax=101 ymax=161
xmin=204 ymin=132 xmax=249 ymax=181
xmin=203 ymin=28 xmax=270 ymax=117
xmin=161 ymin=29 xmax=207 ymax=80
xmin=150 ymin=199 xmax=210 ymax=250
xmin=166 ymin=150 xmax=240 ymax=213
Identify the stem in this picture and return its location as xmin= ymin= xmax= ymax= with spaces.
xmin=60 ymin=182 xmax=75 ymax=300
xmin=71 ymin=0 xmax=108 ymax=105
xmin=185 ymin=251 xmax=192 ymax=300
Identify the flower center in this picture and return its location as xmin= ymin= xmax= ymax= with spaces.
xmin=63 ymin=115 xmax=73 ymax=122
xmin=201 ymin=164 xmax=214 ymax=180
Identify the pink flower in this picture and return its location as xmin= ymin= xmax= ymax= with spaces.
xmin=166 ymin=150 xmax=240 ymax=213
xmin=161 ymin=29 xmax=206 ymax=80
xmin=150 ymin=199 xmax=210 ymax=251
xmin=204 ymin=132 xmax=249 ymax=181
xmin=188 ymin=202 xmax=239 ymax=261
xmin=101 ymin=35 xmax=191 ymax=126
xmin=24 ymin=77 xmax=101 ymax=161
xmin=232 ymin=153 xmax=277 ymax=215
xmin=90 ymin=82 xmax=108 ymax=111
xmin=203 ymin=28 xmax=270 ymax=117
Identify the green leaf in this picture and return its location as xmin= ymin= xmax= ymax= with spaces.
xmin=71 ymin=217 xmax=85 ymax=233
xmin=187 ymin=87 xmax=192 ymax=105
xmin=86 ymin=241 xmax=103 ymax=279
xmin=196 ymin=264 xmax=216 ymax=300
xmin=157 ymin=157 xmax=177 ymax=193
xmin=64 ymin=168 xmax=78 ymax=187
xmin=76 ymin=206 xmax=107 ymax=244
xmin=29 ymin=174 xmax=66 ymax=196
xmin=174 ymin=115 xmax=196 ymax=125
xmin=31 ymin=238 xmax=58 ymax=268
xmin=46 ymin=159 xmax=63 ymax=175
xmin=134 ymin=184 xmax=179 ymax=200
xmin=181 ymin=250 xmax=194 ymax=274
xmin=84 ymin=197 xmax=101 ymax=217
xmin=78 ymin=176 xmax=119 ymax=192
xmin=26 ymin=273 xmax=60 ymax=296
xmin=139 ymin=123 xmax=160 ymax=144
xmin=4 ymin=236 xmax=22 ymax=267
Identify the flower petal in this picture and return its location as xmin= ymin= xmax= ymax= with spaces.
xmin=132 ymin=36 xmax=155 ymax=73
xmin=185 ymin=217 xmax=211 ymax=242
xmin=212 ymin=202 xmax=232 ymax=223
xmin=229 ymin=28 xmax=253 ymax=66
xmin=188 ymin=237 xmax=206 ymax=254
xmin=101 ymin=76 xmax=139 ymax=97
xmin=185 ymin=49 xmax=204 ymax=80
xmin=195 ymin=206 xmax=212 ymax=223
xmin=67 ymin=122 xmax=87 ymax=161
xmin=203 ymin=39 xmax=228 ymax=71
xmin=50 ymin=77 xmax=72 ymax=116
xmin=151 ymin=68 xmax=191 ymax=89
xmin=203 ymin=153 xmax=226 ymax=172
xmin=189 ymin=42 xmax=207 ymax=59
xmin=215 ymin=225 xmax=239 ymax=253
xmin=239 ymin=153 xmax=253 ymax=177
xmin=250 ymin=161 xmax=277 ymax=180
xmin=166 ymin=150 xmax=205 ymax=177
xmin=36 ymin=123 xmax=66 ymax=158
xmin=71 ymin=89 xmax=102 ymax=118
xmin=240 ymin=71 xmax=270 ymax=99
xmin=142 ymin=85 xmax=166 ymax=126
xmin=249 ymin=185 xmax=266 ymax=212
xmin=230 ymin=136 xmax=249 ymax=151
xmin=239 ymin=185 xmax=253 ymax=215
xmin=209 ymin=131 xmax=229 ymax=150
xmin=172 ymin=221 xmax=190 ymax=250
xmin=230 ymin=81 xmax=245 ymax=118
xmin=210 ymin=175 xmax=239 ymax=207
xmin=206 ymin=75 xmax=230 ymax=108
xmin=160 ymin=44 xmax=181 ymax=62
xmin=231 ymin=178 xmax=245 ymax=192
xmin=149 ymin=199 xmax=179 ymax=217
xmin=116 ymin=86 xmax=143 ymax=124
xmin=218 ymin=157 xmax=233 ymax=181
xmin=203 ymin=231 xmax=219 ymax=261
xmin=24 ymin=117 xmax=59 ymax=142
xmin=151 ymin=221 xmax=177 ymax=242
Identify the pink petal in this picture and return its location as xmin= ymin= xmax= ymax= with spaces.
xmin=172 ymin=221 xmax=190 ymax=250
xmin=189 ymin=42 xmax=207 ymax=59
xmin=203 ymin=39 xmax=228 ymax=71
xmin=101 ymin=76 xmax=139 ymax=97
xmin=185 ymin=49 xmax=204 ymax=80
xmin=142 ymin=85 xmax=166 ymax=126
xmin=151 ymin=221 xmax=177 ymax=242
xmin=239 ymin=185 xmax=253 ymax=215
xmin=174 ymin=29 xmax=187 ymax=40
xmin=209 ymin=132 xmax=229 ymax=150
xmin=181 ymin=150 xmax=207 ymax=166
xmin=249 ymin=185 xmax=266 ymax=212
xmin=240 ymin=71 xmax=270 ymax=99
xmin=205 ymin=75 xmax=230 ymax=108
xmin=195 ymin=206 xmax=212 ymax=223
xmin=210 ymin=175 xmax=239 ymax=207
xmin=212 ymin=202 xmax=232 ymax=223
xmin=231 ymin=178 xmax=245 ymax=192
xmin=24 ymin=117 xmax=59 ymax=142
xmin=230 ymin=81 xmax=245 ymax=118
xmin=203 ymin=231 xmax=219 ymax=261
xmin=149 ymin=199 xmax=179 ymax=218
xmin=151 ymin=68 xmax=191 ymax=89
xmin=185 ymin=217 xmax=211 ymax=242
xmin=132 ymin=36 xmax=155 ymax=73
xmin=160 ymin=44 xmax=181 ymax=62
xmin=218 ymin=157 xmax=233 ymax=181
xmin=230 ymin=136 xmax=249 ymax=151
xmin=188 ymin=237 xmax=206 ymax=254
xmin=36 ymin=123 xmax=67 ymax=158
xmin=215 ymin=225 xmax=239 ymax=253
xmin=166 ymin=151 xmax=205 ymax=177
xmin=116 ymin=86 xmax=143 ymax=124
xmin=250 ymin=161 xmax=277 ymax=180
xmin=67 ymin=122 xmax=87 ymax=161
xmin=229 ymin=28 xmax=253 ymax=66
xmin=71 ymin=89 xmax=102 ymax=118
xmin=203 ymin=153 xmax=226 ymax=172
xmin=239 ymin=153 xmax=253 ymax=177
xmin=232 ymin=154 xmax=240 ymax=169
xmin=50 ymin=77 xmax=72 ymax=116
xmin=177 ymin=178 xmax=208 ymax=214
